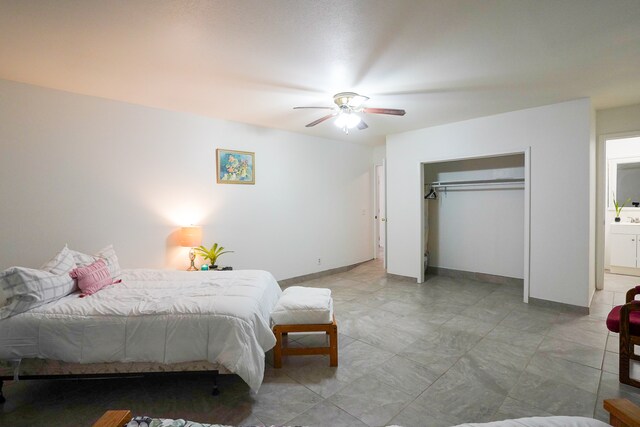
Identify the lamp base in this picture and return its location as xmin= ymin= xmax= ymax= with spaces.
xmin=187 ymin=248 xmax=198 ymax=271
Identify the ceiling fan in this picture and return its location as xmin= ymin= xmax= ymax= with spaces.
xmin=293 ymin=92 xmax=406 ymax=134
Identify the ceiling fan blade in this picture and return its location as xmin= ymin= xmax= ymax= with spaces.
xmin=363 ymin=107 xmax=406 ymax=116
xmin=306 ymin=113 xmax=336 ymax=127
xmin=293 ymin=106 xmax=334 ymax=110
xmin=357 ymin=120 xmax=369 ymax=130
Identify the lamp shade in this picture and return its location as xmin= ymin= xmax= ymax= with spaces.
xmin=180 ymin=226 xmax=202 ymax=247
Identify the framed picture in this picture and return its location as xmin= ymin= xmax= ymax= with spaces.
xmin=216 ymin=149 xmax=255 ymax=184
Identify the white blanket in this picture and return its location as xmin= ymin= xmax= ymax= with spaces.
xmin=451 ymin=416 xmax=609 ymax=427
xmin=0 ymin=269 xmax=282 ymax=391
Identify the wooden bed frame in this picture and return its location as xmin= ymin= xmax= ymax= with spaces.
xmin=92 ymin=399 xmax=640 ymax=427
xmin=605 ymin=399 xmax=640 ymax=427
xmin=93 ymin=410 xmax=132 ymax=427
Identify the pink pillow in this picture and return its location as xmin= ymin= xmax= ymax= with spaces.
xmin=69 ymin=259 xmax=116 ymax=296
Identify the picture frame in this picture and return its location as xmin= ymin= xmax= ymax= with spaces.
xmin=216 ymin=149 xmax=255 ymax=184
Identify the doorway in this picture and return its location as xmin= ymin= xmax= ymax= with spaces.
xmin=599 ymin=135 xmax=640 ymax=288
xmin=375 ymin=163 xmax=387 ymax=268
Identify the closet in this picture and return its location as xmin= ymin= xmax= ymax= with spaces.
xmin=423 ymin=154 xmax=526 ymax=290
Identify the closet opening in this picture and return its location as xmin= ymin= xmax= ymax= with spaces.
xmin=419 ymin=150 xmax=531 ymax=302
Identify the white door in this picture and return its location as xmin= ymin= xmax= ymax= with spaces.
xmin=610 ymin=233 xmax=638 ymax=268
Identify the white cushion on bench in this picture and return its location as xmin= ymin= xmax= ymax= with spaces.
xmin=271 ymin=286 xmax=333 ymax=325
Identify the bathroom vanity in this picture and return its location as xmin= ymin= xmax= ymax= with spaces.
xmin=610 ymin=223 xmax=640 ymax=276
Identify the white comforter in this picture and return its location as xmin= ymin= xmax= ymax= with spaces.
xmin=0 ymin=269 xmax=282 ymax=391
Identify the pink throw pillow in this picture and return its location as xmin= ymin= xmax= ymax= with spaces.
xmin=69 ymin=259 xmax=116 ymax=296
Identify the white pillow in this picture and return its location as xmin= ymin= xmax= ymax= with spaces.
xmin=41 ymin=245 xmax=76 ymax=275
xmin=0 ymin=248 xmax=76 ymax=319
xmin=271 ymin=286 xmax=333 ymax=325
xmin=69 ymin=245 xmax=122 ymax=279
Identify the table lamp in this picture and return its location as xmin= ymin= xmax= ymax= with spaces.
xmin=180 ymin=226 xmax=202 ymax=271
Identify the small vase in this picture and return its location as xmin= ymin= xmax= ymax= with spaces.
xmin=210 ymin=264 xmax=218 ymax=270
xmin=615 ymin=217 xmax=621 ymax=222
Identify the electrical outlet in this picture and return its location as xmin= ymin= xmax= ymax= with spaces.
xmin=317 ymin=258 xmax=321 ymax=265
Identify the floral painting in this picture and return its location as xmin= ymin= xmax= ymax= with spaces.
xmin=216 ymin=149 xmax=255 ymax=184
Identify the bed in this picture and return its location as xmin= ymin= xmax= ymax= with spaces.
xmin=0 ymin=268 xmax=282 ymax=395
xmin=92 ymin=399 xmax=636 ymax=427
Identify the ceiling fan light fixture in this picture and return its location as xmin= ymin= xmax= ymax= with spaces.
xmin=334 ymin=112 xmax=361 ymax=129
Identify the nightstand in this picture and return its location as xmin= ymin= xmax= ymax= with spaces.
xmin=199 ymin=266 xmax=233 ymax=271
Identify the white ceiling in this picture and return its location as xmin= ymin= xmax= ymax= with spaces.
xmin=1 ymin=0 xmax=639 ymax=145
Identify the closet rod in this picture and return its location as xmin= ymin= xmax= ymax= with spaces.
xmin=429 ymin=178 xmax=524 ymax=189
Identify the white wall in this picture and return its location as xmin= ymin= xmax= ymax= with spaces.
xmin=372 ymin=145 xmax=386 ymax=166
xmin=596 ymin=104 xmax=640 ymax=285
xmin=425 ymin=155 xmax=525 ymax=279
xmin=387 ymin=99 xmax=594 ymax=307
xmin=597 ymin=104 xmax=640 ymax=136
xmin=0 ymin=79 xmax=374 ymax=280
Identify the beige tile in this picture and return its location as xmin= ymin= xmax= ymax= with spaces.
xmin=328 ymin=375 xmax=414 ymax=426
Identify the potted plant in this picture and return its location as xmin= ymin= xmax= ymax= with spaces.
xmin=614 ymin=197 xmax=631 ymax=222
xmin=194 ymin=243 xmax=234 ymax=269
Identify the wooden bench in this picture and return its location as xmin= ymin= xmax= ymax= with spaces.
xmin=272 ymin=315 xmax=337 ymax=368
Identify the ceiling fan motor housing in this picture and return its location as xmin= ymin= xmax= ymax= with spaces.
xmin=333 ymin=92 xmax=369 ymax=110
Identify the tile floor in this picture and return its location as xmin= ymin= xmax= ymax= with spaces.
xmin=2 ymin=261 xmax=640 ymax=426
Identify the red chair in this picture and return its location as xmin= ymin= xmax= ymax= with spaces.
xmin=606 ymin=286 xmax=640 ymax=387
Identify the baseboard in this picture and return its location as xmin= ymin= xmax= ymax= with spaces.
xmin=426 ymin=266 xmax=523 ymax=288
xmin=609 ymin=265 xmax=640 ymax=277
xmin=278 ymin=259 xmax=373 ymax=287
xmin=385 ymin=272 xmax=417 ymax=282
xmin=528 ymin=296 xmax=589 ymax=314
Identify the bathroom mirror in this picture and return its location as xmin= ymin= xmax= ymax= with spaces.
xmin=610 ymin=160 xmax=640 ymax=207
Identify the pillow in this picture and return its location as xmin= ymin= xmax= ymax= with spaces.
xmin=70 ymin=245 xmax=122 ymax=279
xmin=41 ymin=245 xmax=76 ymax=275
xmin=69 ymin=259 xmax=115 ymax=296
xmin=0 ymin=252 xmax=76 ymax=319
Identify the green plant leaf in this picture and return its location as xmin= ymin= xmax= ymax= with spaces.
xmin=192 ymin=242 xmax=233 ymax=264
